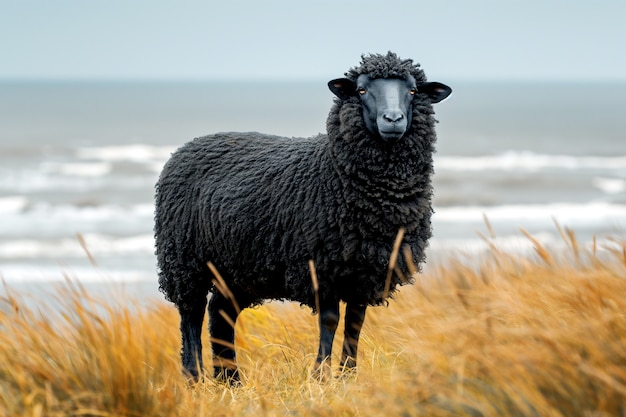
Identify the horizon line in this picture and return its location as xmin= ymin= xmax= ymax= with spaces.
xmin=2 ymin=76 xmax=626 ymax=84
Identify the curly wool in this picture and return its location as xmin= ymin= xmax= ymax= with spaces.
xmin=155 ymin=52 xmax=438 ymax=312
xmin=344 ymin=51 xmax=427 ymax=83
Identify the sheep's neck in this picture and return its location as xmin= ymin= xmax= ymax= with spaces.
xmin=324 ymin=101 xmax=436 ymax=240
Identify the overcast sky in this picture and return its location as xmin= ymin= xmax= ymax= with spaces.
xmin=1 ymin=0 xmax=625 ymax=82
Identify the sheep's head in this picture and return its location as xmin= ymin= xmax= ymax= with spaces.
xmin=328 ymin=52 xmax=451 ymax=142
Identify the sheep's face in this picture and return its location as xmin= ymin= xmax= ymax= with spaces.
xmin=356 ymin=74 xmax=415 ymax=141
xmin=329 ymin=75 xmax=452 ymax=142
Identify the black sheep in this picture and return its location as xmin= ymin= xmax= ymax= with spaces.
xmin=155 ymin=52 xmax=452 ymax=382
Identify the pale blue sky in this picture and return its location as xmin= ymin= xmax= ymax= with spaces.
xmin=1 ymin=0 xmax=625 ymax=81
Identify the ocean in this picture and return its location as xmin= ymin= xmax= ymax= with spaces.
xmin=1 ymin=80 xmax=625 ymax=292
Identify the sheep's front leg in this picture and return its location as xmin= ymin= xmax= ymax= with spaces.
xmin=179 ymin=299 xmax=207 ymax=382
xmin=314 ymin=301 xmax=339 ymax=380
xmin=341 ymin=303 xmax=367 ymax=370
xmin=208 ymin=293 xmax=241 ymax=383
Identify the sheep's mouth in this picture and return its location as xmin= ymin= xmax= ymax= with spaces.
xmin=378 ymin=130 xmax=405 ymax=141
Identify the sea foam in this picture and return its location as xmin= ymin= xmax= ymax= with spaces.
xmin=436 ymin=151 xmax=626 ymax=172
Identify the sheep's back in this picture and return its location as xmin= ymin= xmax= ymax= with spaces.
xmin=155 ymin=132 xmax=333 ymax=306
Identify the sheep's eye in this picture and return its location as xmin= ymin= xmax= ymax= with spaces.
xmin=357 ymin=87 xmax=366 ymax=95
xmin=409 ymin=88 xmax=417 ymax=95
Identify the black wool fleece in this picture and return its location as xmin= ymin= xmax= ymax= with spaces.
xmin=155 ymin=52 xmax=439 ymax=312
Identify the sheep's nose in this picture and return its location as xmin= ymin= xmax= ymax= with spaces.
xmin=382 ymin=111 xmax=404 ymax=123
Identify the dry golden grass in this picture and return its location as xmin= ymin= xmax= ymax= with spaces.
xmin=1 ymin=230 xmax=626 ymax=416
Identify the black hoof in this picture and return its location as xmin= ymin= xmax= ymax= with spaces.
xmin=339 ymin=365 xmax=358 ymax=380
xmin=311 ymin=361 xmax=332 ymax=383
xmin=183 ymin=367 xmax=202 ymax=385
xmin=214 ymin=366 xmax=241 ymax=386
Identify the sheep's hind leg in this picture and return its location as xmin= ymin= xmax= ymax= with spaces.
xmin=208 ymin=292 xmax=241 ymax=383
xmin=313 ymin=301 xmax=340 ymax=381
xmin=179 ymin=299 xmax=208 ymax=382
xmin=341 ymin=303 xmax=367 ymax=372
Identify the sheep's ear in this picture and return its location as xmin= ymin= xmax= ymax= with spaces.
xmin=328 ymin=78 xmax=357 ymax=100
xmin=417 ymin=82 xmax=452 ymax=103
